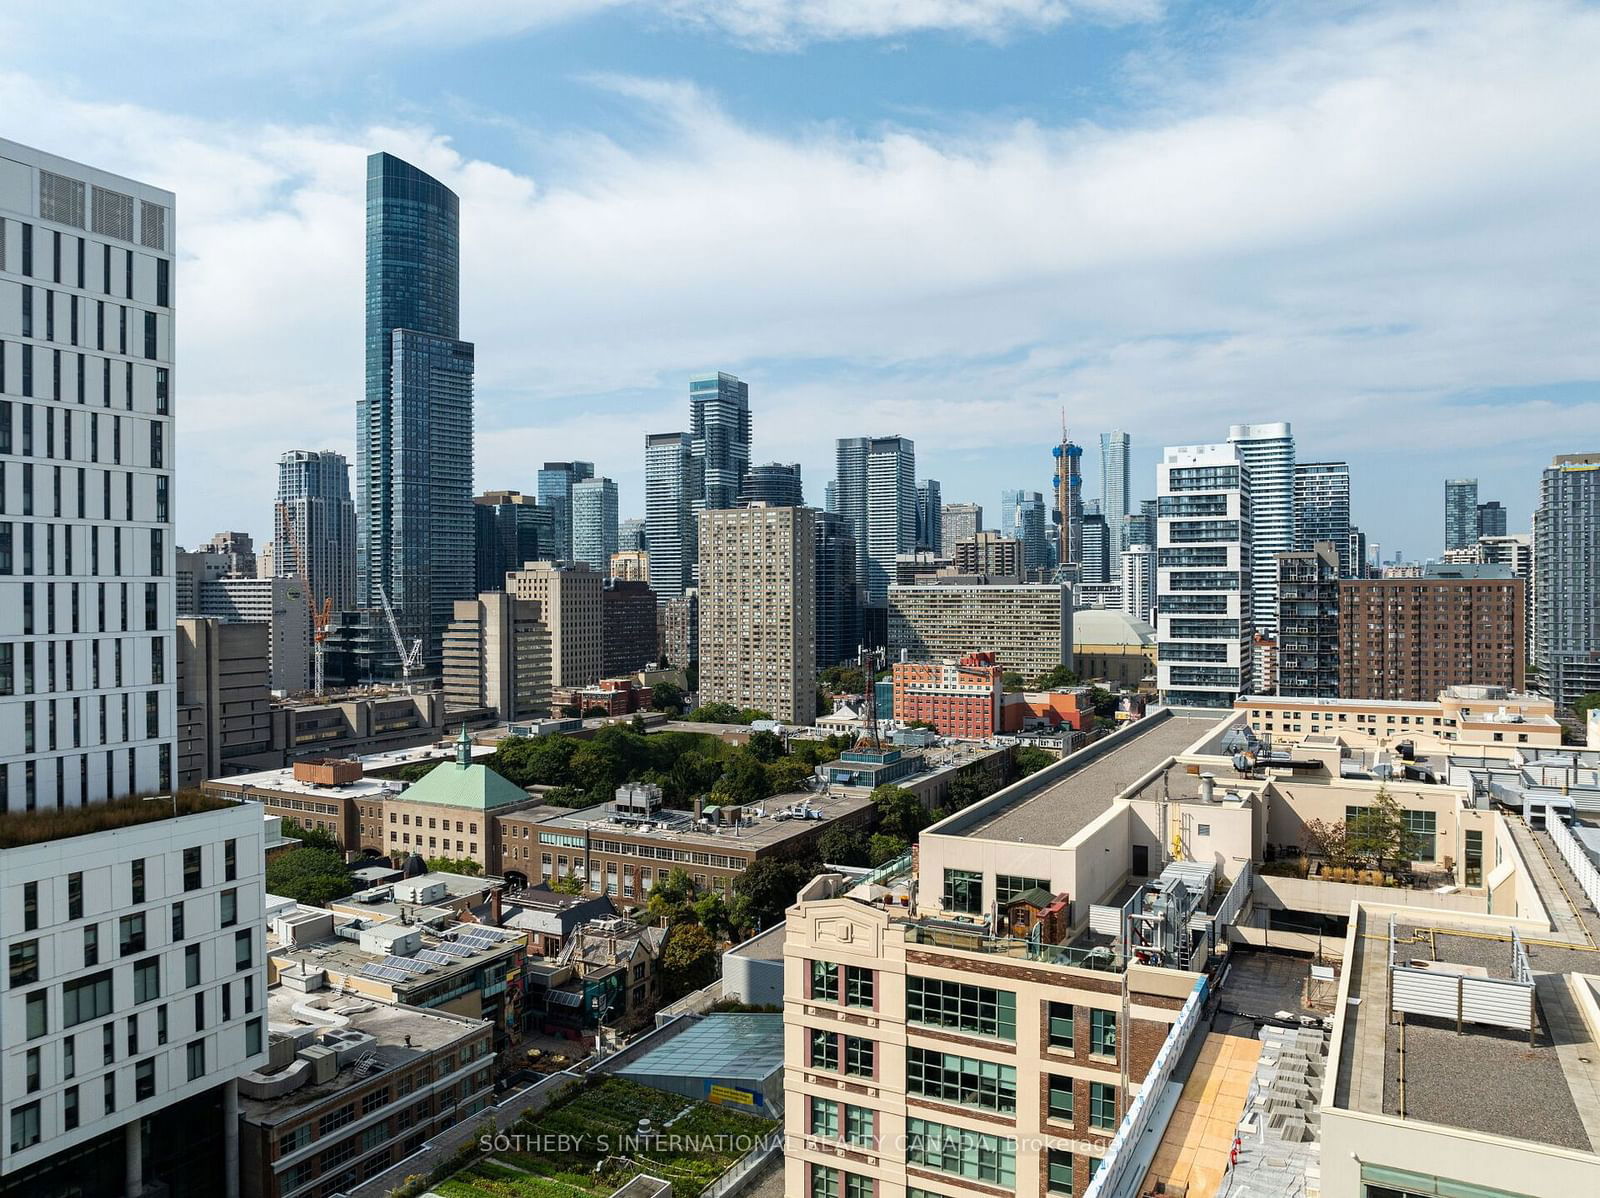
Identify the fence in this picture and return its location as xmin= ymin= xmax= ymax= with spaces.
xmin=1080 ymin=975 xmax=1209 ymax=1198
xmin=1386 ymin=917 xmax=1534 ymax=1033
xmin=1212 ymin=863 xmax=1252 ymax=932
xmin=699 ymin=1136 xmax=783 ymax=1198
xmin=1547 ymin=816 xmax=1600 ymax=911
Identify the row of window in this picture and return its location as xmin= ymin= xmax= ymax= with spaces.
xmin=0 ymin=744 xmax=171 ymax=814
xmin=0 ymin=463 xmax=170 ymax=529
xmin=9 ymin=689 xmax=164 ymax=754
xmin=0 ymin=524 xmax=169 ymax=580
xmin=2 ymin=220 xmax=169 ymax=301
xmin=0 ymin=353 xmax=170 ymax=414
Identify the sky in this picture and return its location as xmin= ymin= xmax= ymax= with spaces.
xmin=4 ymin=0 xmax=1597 ymax=560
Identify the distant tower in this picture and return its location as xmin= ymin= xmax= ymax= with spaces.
xmin=1051 ymin=415 xmax=1083 ymax=569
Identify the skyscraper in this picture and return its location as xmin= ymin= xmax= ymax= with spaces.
xmin=834 ymin=437 xmax=871 ymax=585
xmin=537 ymin=460 xmax=594 ymax=562
xmin=865 ymin=436 xmax=918 ymax=605
xmin=645 ymin=433 xmax=694 ymax=601
xmin=1276 ymin=542 xmax=1341 ymax=697
xmin=358 ymin=153 xmax=475 ymax=668
xmin=1002 ymin=490 xmax=1052 ymax=573
xmin=473 ymin=490 xmax=554 ymax=592
xmin=571 ymin=476 xmax=619 ymax=573
xmin=1120 ymin=543 xmax=1156 ymax=626
xmin=940 ymin=503 xmax=982 ymax=551
xmin=1156 ymin=442 xmax=1252 ymax=707
xmin=1445 ymin=478 xmax=1479 ymax=551
xmin=1476 ymin=500 xmax=1507 ymax=539
xmin=276 ymin=450 xmax=358 ymax=612
xmin=1294 ymin=461 xmax=1352 ymax=576
xmin=739 ymin=462 xmax=804 ymax=508
xmin=1051 ymin=433 xmax=1084 ymax=568
xmin=916 ymin=480 xmax=943 ymax=554
xmin=1100 ymin=430 xmax=1131 ymax=555
xmin=1 ymin=139 xmax=177 ymax=807
xmin=1228 ymin=423 xmax=1294 ymax=658
xmin=689 ymin=371 xmax=751 ymax=512
xmin=815 ymin=511 xmax=861 ymax=669
xmin=1078 ymin=513 xmax=1111 ymax=584
xmin=619 ymin=517 xmax=648 ymax=553
xmin=1535 ymin=454 xmax=1600 ymax=711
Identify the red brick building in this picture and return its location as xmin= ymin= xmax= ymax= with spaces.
xmin=892 ymin=653 xmax=1004 ymax=739
xmin=1338 ymin=577 xmax=1525 ymax=700
xmin=1001 ymin=688 xmax=1094 ymax=732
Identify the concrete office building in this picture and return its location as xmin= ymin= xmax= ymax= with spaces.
xmin=0 ymin=139 xmax=178 ymax=810
xmin=1100 ymin=429 xmax=1131 ymax=555
xmin=1339 ymin=575 xmax=1525 ymax=700
xmin=601 ymin=578 xmax=658 ymax=677
xmin=274 ymin=450 xmax=356 ymax=612
xmin=659 ymin=589 xmax=698 ymax=670
xmin=570 ymin=476 xmax=618 ymax=574
xmin=1293 ymin=461 xmax=1352 ymax=576
xmin=916 ymin=479 xmax=941 ymax=554
xmin=953 ymin=533 xmax=1023 ymax=579
xmin=358 ymin=153 xmax=475 ymax=669
xmin=939 ymin=503 xmax=982 ymax=553
xmin=1275 ymin=542 xmax=1340 ymax=698
xmin=1227 ymin=422 xmax=1293 ymax=646
xmin=888 ymin=580 xmax=1071 ymax=681
xmin=1444 ymin=477 xmax=1478 ymax=551
xmin=536 ymin=461 xmax=593 ymax=563
xmin=506 ymin=561 xmax=602 ymax=689
xmin=1535 ymin=453 xmax=1600 ymax=711
xmin=644 ymin=433 xmax=693 ymax=601
xmin=441 ymin=592 xmax=551 ymax=721
xmin=697 ymin=504 xmax=817 ymax=725
xmin=815 ymin=511 xmax=861 ymax=670
xmin=689 ymin=372 xmax=751 ymax=513
xmin=203 ymin=532 xmax=256 ymax=580
xmin=175 ymin=619 xmax=274 ymax=787
xmin=1156 ymin=442 xmax=1252 ymax=708
xmin=739 ymin=463 xmax=803 ymax=509
xmin=186 ymin=575 xmax=310 ymax=694
xmin=1119 ymin=542 xmax=1155 ymax=627
xmin=472 ymin=490 xmax=553 ymax=593
xmin=0 ymin=800 xmax=270 ymax=1197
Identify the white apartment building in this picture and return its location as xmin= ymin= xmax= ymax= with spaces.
xmin=0 ymin=800 xmax=269 ymax=1197
xmin=1119 ymin=543 xmax=1154 ymax=626
xmin=1226 ymin=424 xmax=1292 ymax=671
xmin=1156 ymin=444 xmax=1252 ymax=708
xmin=1 ymin=140 xmax=178 ymax=811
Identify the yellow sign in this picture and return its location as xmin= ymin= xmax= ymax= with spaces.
xmin=708 ymin=1084 xmax=756 ymax=1107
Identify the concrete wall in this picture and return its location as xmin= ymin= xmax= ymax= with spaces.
xmin=1251 ymin=874 xmax=1488 ymax=919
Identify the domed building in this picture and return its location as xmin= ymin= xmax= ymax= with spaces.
xmin=1072 ymin=608 xmax=1157 ymax=688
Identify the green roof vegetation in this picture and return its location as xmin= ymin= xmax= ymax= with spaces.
xmin=0 ymin=791 xmax=238 ymax=850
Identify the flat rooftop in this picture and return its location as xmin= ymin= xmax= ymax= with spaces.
xmin=269 ymin=922 xmax=522 ymax=989
xmin=207 ymin=744 xmax=498 ymax=798
xmin=726 ymin=924 xmax=787 ymax=963
xmin=964 ymin=715 xmax=1222 ymax=845
xmin=239 ymin=988 xmax=487 ymax=1127
xmin=508 ymin=788 xmax=875 ymax=852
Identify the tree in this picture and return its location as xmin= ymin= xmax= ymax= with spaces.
xmin=280 ymin=819 xmax=341 ymax=854
xmin=1013 ymin=747 xmax=1054 ymax=779
xmin=645 ymin=867 xmax=700 ymax=927
xmin=490 ymin=734 xmax=577 ymax=789
xmin=651 ymin=682 xmax=686 ymax=715
xmin=713 ymin=754 xmax=772 ymax=805
xmin=687 ymin=701 xmax=741 ymax=724
xmin=871 ymin=784 xmax=929 ymax=839
xmin=818 ymin=824 xmax=871 ymax=867
xmin=1033 ymin=663 xmax=1080 ymax=691
xmin=820 ymin=665 xmax=866 ymax=694
xmin=425 ymin=857 xmax=483 ymax=877
xmin=631 ymin=713 xmax=647 ymax=735
xmin=583 ymin=705 xmax=610 ymax=719
xmin=561 ymin=705 xmax=582 ymax=718
xmin=1086 ymin=686 xmax=1118 ymax=719
xmin=945 ymin=768 xmax=993 ymax=811
xmin=659 ymin=922 xmax=718 ymax=1000
xmin=549 ymin=870 xmax=584 ymax=896
xmin=1001 ymin=671 xmax=1028 ymax=692
xmin=1575 ymin=693 xmax=1600 ymax=722
xmin=692 ymin=890 xmax=735 ymax=942
xmin=746 ymin=730 xmax=785 ymax=763
xmin=868 ymin=833 xmax=908 ymax=867
xmin=1345 ymin=787 xmax=1419 ymax=871
xmin=765 ymin=756 xmax=817 ymax=795
xmin=733 ymin=857 xmax=817 ymax=934
xmin=1303 ymin=818 xmax=1354 ymax=868
xmin=266 ymin=846 xmax=355 ymax=907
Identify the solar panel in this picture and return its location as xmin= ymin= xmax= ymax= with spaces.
xmin=362 ymin=963 xmax=412 ymax=983
xmin=416 ymin=949 xmax=460 ymax=968
xmin=454 ymin=929 xmax=506 ymax=947
xmin=430 ymin=942 xmax=476 ymax=959
xmin=381 ymin=954 xmax=431 ymax=975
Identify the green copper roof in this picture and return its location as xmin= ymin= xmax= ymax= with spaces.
xmin=400 ymin=760 xmax=529 ymax=811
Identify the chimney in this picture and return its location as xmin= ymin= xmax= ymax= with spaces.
xmin=1199 ymin=773 xmax=1216 ymax=803
xmin=490 ymin=885 xmax=503 ymax=926
xmin=694 ymin=795 xmax=704 ymax=821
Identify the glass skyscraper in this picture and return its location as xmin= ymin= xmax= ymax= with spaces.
xmin=1445 ymin=478 xmax=1479 ymax=552
xmin=1535 ymin=454 xmax=1600 ymax=711
xmin=358 ymin=152 xmax=474 ymax=670
xmin=645 ymin=433 xmax=694 ymax=600
xmin=276 ymin=449 xmax=358 ymax=611
xmin=1100 ymin=430 xmax=1131 ymax=555
xmin=1228 ymin=422 xmax=1294 ymax=649
xmin=1294 ymin=461 xmax=1353 ymax=576
xmin=690 ymin=371 xmax=751 ymax=512
xmin=571 ymin=476 xmax=619 ymax=573
xmin=537 ymin=461 xmax=594 ymax=562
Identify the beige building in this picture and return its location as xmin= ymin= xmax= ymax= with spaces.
xmin=1072 ymin=608 xmax=1156 ymax=688
xmin=609 ymin=549 xmax=650 ymax=581
xmin=176 ymin=617 xmax=276 ymax=785
xmin=697 ymin=504 xmax=817 ymax=724
xmin=952 ymin=532 xmax=1023 ymax=579
xmin=1236 ymin=685 xmax=1561 ymax=754
xmin=507 ymin=559 xmax=603 ymax=688
xmin=442 ymin=592 xmax=552 ymax=720
xmin=888 ymin=579 xmax=1072 ymax=681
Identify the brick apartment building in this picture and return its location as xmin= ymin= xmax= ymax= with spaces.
xmin=892 ymin=653 xmax=1005 ymax=738
xmin=1338 ymin=577 xmax=1525 ymax=700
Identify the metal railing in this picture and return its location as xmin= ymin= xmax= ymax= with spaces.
xmin=901 ymin=923 xmax=1125 ymax=972
xmin=1547 ymin=816 xmax=1600 ymax=912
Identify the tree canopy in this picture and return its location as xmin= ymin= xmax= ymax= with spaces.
xmin=871 ymin=784 xmax=929 ymax=840
xmin=266 ymin=846 xmax=355 ymax=907
xmin=280 ymin=818 xmax=341 ymax=854
xmin=659 ymin=922 xmax=719 ymax=1000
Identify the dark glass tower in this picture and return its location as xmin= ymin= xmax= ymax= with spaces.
xmin=690 ymin=371 xmax=751 ymax=512
xmin=358 ymin=152 xmax=475 ymax=670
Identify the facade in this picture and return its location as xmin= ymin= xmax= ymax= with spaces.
xmin=939 ymin=503 xmax=982 ymax=553
xmin=378 ymin=737 xmax=542 ymax=871
xmin=1099 ymin=429 xmax=1131 ymax=555
xmin=440 ymin=592 xmax=552 ymax=721
xmin=601 ymin=578 xmax=658 ymax=677
xmin=916 ymin=480 xmax=942 ymax=554
xmin=1535 ymin=454 xmax=1600 ymax=710
xmin=739 ymin=463 xmax=803 ymax=509
xmin=0 ymin=801 xmax=269 ymax=1197
xmin=1236 ymin=685 xmax=1560 ymax=752
xmin=204 ymin=532 xmax=256 ymax=579
xmin=472 ymin=490 xmax=553 ymax=593
xmin=1227 ymin=422 xmax=1293 ymax=644
xmin=358 ymin=153 xmax=475 ymax=670
xmin=814 ymin=505 xmax=859 ymax=674
xmin=698 ymin=505 xmax=817 ymax=724
xmin=536 ymin=461 xmax=594 ymax=563
xmin=618 ymin=517 xmax=647 ymax=553
xmin=1052 ymin=434 xmax=1084 ymax=569
xmin=1119 ymin=543 xmax=1155 ymax=626
xmin=1156 ymin=442 xmax=1252 ymax=708
xmin=689 ymin=371 xmax=751 ymax=513
xmin=891 ymin=653 xmax=1003 ymax=739
xmin=274 ymin=450 xmax=357 ymax=612
xmin=1346 ymin=525 xmax=1369 ymax=580
xmin=834 ymin=437 xmax=871 ymax=590
xmin=187 ymin=575 xmax=310 ymax=694
xmin=608 ymin=550 xmax=649 ymax=582
xmin=887 ymin=580 xmax=1071 ymax=681
xmin=1477 ymin=533 xmax=1535 ymax=670
xmin=1293 ymin=461 xmax=1352 ymax=576
xmin=659 ymin=590 xmax=698 ymax=669
xmin=1001 ymin=489 xmax=1052 ymax=573
xmin=0 ymin=138 xmax=179 ymax=810
xmin=1073 ymin=609 xmax=1156 ymax=687
xmin=1078 ymin=512 xmax=1110 ymax=584
xmin=1339 ymin=576 xmax=1525 ymax=700
xmin=866 ymin=437 xmax=918 ymax=606
xmin=1275 ymin=542 xmax=1340 ymax=698
xmin=644 ymin=433 xmax=693 ymax=601
xmin=175 ymin=619 xmax=274 ymax=787
xmin=506 ymin=561 xmax=602 ymax=689
xmin=1476 ymin=499 xmax=1506 ymax=538
xmin=953 ymin=533 xmax=1022 ymax=579
xmin=570 ymin=476 xmax=618 ymax=574
xmin=1444 ymin=477 xmax=1478 ymax=551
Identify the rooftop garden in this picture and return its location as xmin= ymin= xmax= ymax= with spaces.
xmin=431 ymin=1078 xmax=776 ymax=1198
xmin=0 ymin=790 xmax=237 ymax=849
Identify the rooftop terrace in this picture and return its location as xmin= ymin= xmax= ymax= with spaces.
xmin=0 ymin=790 xmax=237 ymax=848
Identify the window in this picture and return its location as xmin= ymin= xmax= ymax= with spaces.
xmin=185 ymin=945 xmax=200 ymax=988
xmin=844 ymin=1175 xmax=871 ymax=1198
xmin=906 ymin=1047 xmax=1016 ymax=1112
xmin=224 ymin=839 xmax=237 ymax=882
xmin=843 ymin=1036 xmax=874 ymax=1078
xmin=83 ymin=925 xmax=98 ymax=967
xmin=133 ymin=957 xmax=160 ymax=1003
xmin=63 ymin=971 xmax=113 ymax=1026
xmin=135 ymin=1058 xmax=155 ymax=1100
xmin=1047 ymin=1149 xmax=1074 ymax=1195
xmin=157 ymin=1006 xmax=168 ymax=1045
xmin=235 ymin=929 xmax=253 ymax=971
xmin=1048 ymin=1002 xmax=1075 ymax=1049
xmin=63 ymin=1036 xmax=75 ymax=1080
xmin=906 ymin=976 xmax=1016 ymax=1040
xmin=1089 ymin=1082 xmax=1117 ymax=1130
xmin=244 ymin=1017 xmax=262 ymax=1056
xmin=220 ymin=889 xmax=237 ymax=928
xmin=68 ymin=871 xmax=83 ymax=920
xmin=810 ymin=1096 xmax=838 ymax=1138
xmin=844 ymin=965 xmax=874 ymax=1008
xmin=119 ymin=913 xmax=145 ymax=956
xmin=23 ymin=882 xmax=38 ymax=931
xmin=995 ymin=874 xmax=1051 ymax=904
xmin=906 ymin=1118 xmax=1015 ymax=1186
xmin=131 ymin=858 xmax=145 ymax=903
xmin=811 ymin=1164 xmax=838 ymax=1198
xmin=9 ymin=1101 xmax=40 ymax=1153
xmin=171 ymin=902 xmax=185 ymax=942
xmin=104 ymin=1074 xmax=116 ymax=1115
xmin=1089 ymin=1009 xmax=1117 ymax=1058
xmin=186 ymin=1040 xmax=205 ymax=1081
xmin=183 ymin=846 xmax=202 ymax=891
xmin=194 ymin=992 xmax=205 ymax=1030
xmin=943 ymin=869 xmax=982 ymax=914
xmin=25 ymin=1048 xmax=39 ymax=1093
xmin=810 ymin=960 xmax=838 ymax=1002
xmin=1465 ymin=829 xmax=1484 ymax=887
xmin=103 ymin=1023 xmax=114 ymax=1064
xmin=809 ymin=1029 xmax=838 ymax=1071
xmin=844 ymin=1105 xmax=874 ymax=1147
xmin=9 ymin=940 xmax=39 ymax=988
xmin=318 ymin=1103 xmax=355 ymax=1135
xmin=1048 ymin=1076 xmax=1074 ymax=1121
xmin=25 ymin=990 xmax=47 ymax=1040
xmin=63 ymin=1086 xmax=79 ymax=1131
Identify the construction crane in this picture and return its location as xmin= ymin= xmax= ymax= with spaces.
xmin=277 ymin=500 xmax=335 ymax=697
xmin=375 ymin=583 xmax=423 ymax=692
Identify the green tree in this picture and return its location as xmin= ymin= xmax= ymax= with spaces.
xmin=868 ymin=833 xmax=908 ymax=867
xmin=1345 ymin=787 xmax=1419 ymax=871
xmin=1001 ymin=671 xmax=1028 ymax=692
xmin=871 ymin=784 xmax=929 ymax=839
xmin=692 ymin=890 xmax=735 ymax=941
xmin=631 ymin=713 xmax=647 ymax=734
xmin=1013 ymin=746 xmax=1055 ymax=778
xmin=651 ymin=682 xmax=686 ymax=715
xmin=945 ymin=768 xmax=994 ymax=810
xmin=733 ymin=857 xmax=817 ymax=934
xmin=583 ymin=705 xmax=610 ymax=719
xmin=1033 ymin=663 xmax=1080 ymax=691
xmin=280 ymin=819 xmax=341 ymax=854
xmin=765 ymin=756 xmax=817 ymax=795
xmin=644 ymin=867 xmax=700 ymax=927
xmin=746 ymin=730 xmax=785 ymax=763
xmin=1086 ymin=686 xmax=1118 ymax=718
xmin=266 ymin=846 xmax=355 ymax=907
xmin=687 ymin=701 xmax=742 ymax=724
xmin=489 ymin=734 xmax=577 ymax=789
xmin=713 ymin=754 xmax=772 ymax=805
xmin=1575 ymin=693 xmax=1600 ymax=722
xmin=549 ymin=870 xmax=584 ymax=895
xmin=659 ymin=922 xmax=718 ymax=1000
xmin=819 ymin=665 xmax=866 ymax=694
xmin=818 ymin=824 xmax=871 ymax=867
xmin=424 ymin=857 xmax=483 ymax=877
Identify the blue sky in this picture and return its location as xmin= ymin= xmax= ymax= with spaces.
xmin=4 ymin=0 xmax=1597 ymax=559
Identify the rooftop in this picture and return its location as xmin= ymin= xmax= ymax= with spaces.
xmin=395 ymin=760 xmax=531 ymax=811
xmin=269 ymin=918 xmax=523 ymax=991
xmin=725 ymin=923 xmax=787 ymax=963
xmin=1072 ymin=607 xmax=1156 ymax=646
xmin=615 ymin=1013 xmax=784 ymax=1086
xmin=0 ymin=790 xmax=237 ymax=849
xmin=959 ymin=714 xmax=1222 ymax=845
